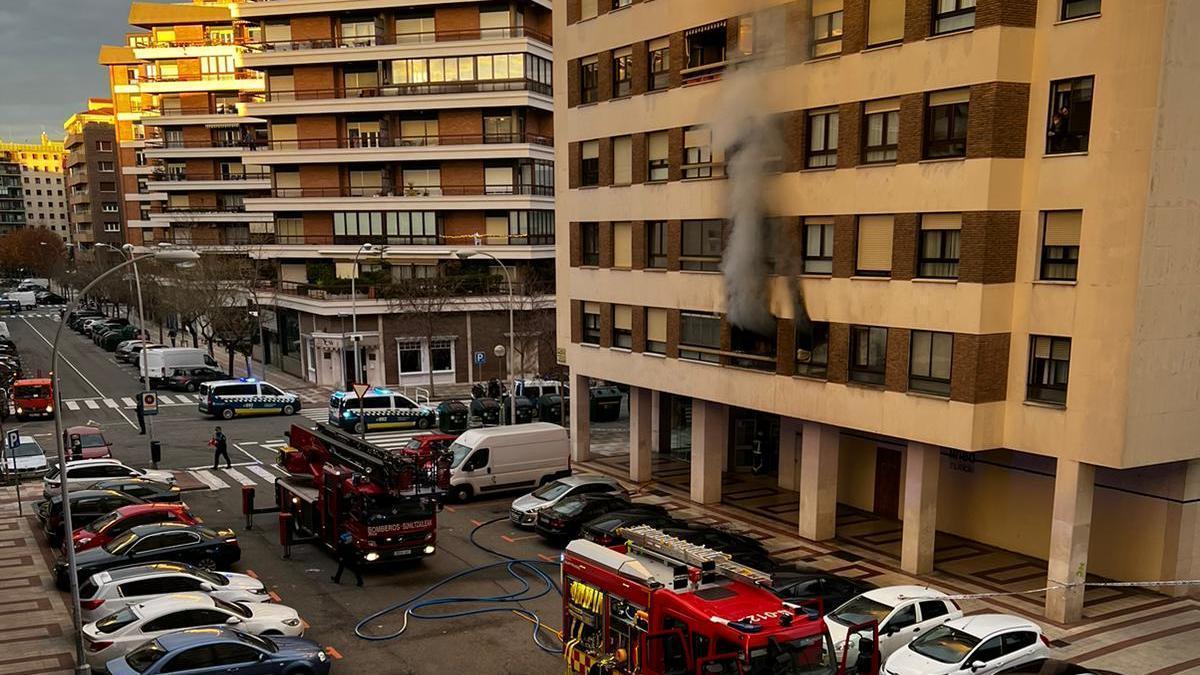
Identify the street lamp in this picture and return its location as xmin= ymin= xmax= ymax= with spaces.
xmin=454 ymin=249 xmax=515 ymax=425
xmin=97 ymin=243 xmax=156 ymax=464
xmin=349 ymin=243 xmax=385 ymax=388
xmin=51 ymin=247 xmax=199 ymax=675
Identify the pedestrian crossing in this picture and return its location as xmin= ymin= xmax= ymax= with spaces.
xmin=62 ymin=393 xmax=204 ymax=411
xmin=16 ymin=313 xmax=62 ymax=320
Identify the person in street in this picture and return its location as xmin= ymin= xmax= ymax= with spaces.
xmin=135 ymin=396 xmax=146 ymax=435
xmin=168 ymin=329 xmax=177 ymax=347
xmin=209 ymin=425 xmax=231 ymax=469
xmin=331 ymin=530 xmax=363 ymax=587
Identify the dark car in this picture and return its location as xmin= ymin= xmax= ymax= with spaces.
xmin=997 ymin=660 xmax=1123 ymax=675
xmin=36 ymin=489 xmax=148 ymax=546
xmin=68 ymin=312 xmax=103 ymax=330
xmin=581 ymin=508 xmax=687 ymax=546
xmin=86 ymin=477 xmax=182 ymax=503
xmin=85 ymin=318 xmax=128 ymax=338
xmin=35 ymin=291 xmax=65 ymax=305
xmin=166 ymin=366 xmax=228 ymax=392
xmin=106 ymin=628 xmax=331 ymax=675
xmin=54 ymin=522 xmax=240 ymax=590
xmin=767 ymin=566 xmax=875 ymax=614
xmin=535 ymin=492 xmax=640 ymax=541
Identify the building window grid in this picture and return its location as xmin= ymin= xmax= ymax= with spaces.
xmin=580 ymin=59 xmax=599 ymax=104
xmin=679 ymin=312 xmax=721 ymax=363
xmin=582 ymin=309 xmax=601 ymax=345
xmin=909 ymin=330 xmax=953 ymax=396
xmin=581 ymin=141 xmax=600 ymax=187
xmin=849 ymin=325 xmax=888 ymax=385
xmin=812 ymin=10 xmax=844 ymax=57
xmin=795 ymin=322 xmax=830 ymax=379
xmin=932 ymin=0 xmax=976 ymax=34
xmin=680 ymin=219 xmax=723 ymax=272
xmin=1028 ymin=335 xmax=1071 ymax=405
xmin=581 ymin=222 xmax=600 ymax=266
xmin=648 ymin=44 xmax=670 ymax=91
xmin=647 ymin=132 xmax=669 ymax=181
xmin=612 ymin=52 xmax=632 ymax=98
xmin=1061 ymin=0 xmax=1101 ymax=20
xmin=646 ymin=221 xmax=668 ymax=269
xmin=1048 ymin=76 xmax=1094 ymax=154
xmin=802 ymin=219 xmax=834 ymax=275
xmin=683 ymin=126 xmax=718 ymax=179
xmin=924 ymin=99 xmax=969 ymax=159
xmin=1040 ymin=211 xmax=1081 ymax=281
xmin=862 ymin=108 xmax=899 ymax=164
xmin=918 ymin=228 xmax=961 ymax=279
xmin=807 ymin=109 xmax=839 ymax=169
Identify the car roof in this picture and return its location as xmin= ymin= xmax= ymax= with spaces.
xmin=110 ymin=503 xmax=184 ymax=517
xmin=943 ymin=613 xmax=1041 ymax=638
xmin=16 ymin=435 xmax=41 ymax=446
xmin=102 ymin=562 xmax=202 ymax=582
xmin=157 ymin=627 xmax=246 ymax=650
xmin=126 ymin=522 xmax=204 ymax=535
xmin=50 ymin=489 xmax=127 ymax=503
xmin=557 ymin=475 xmax=619 ymax=487
xmin=13 ymin=378 xmax=51 ymax=386
xmin=860 ymin=585 xmax=949 ymax=605
xmin=64 ymin=458 xmax=125 ymax=467
xmin=66 ymin=425 xmax=103 ymax=435
xmin=134 ymin=591 xmax=218 ymax=614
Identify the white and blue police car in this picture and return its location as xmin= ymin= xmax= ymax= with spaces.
xmin=328 ymin=387 xmax=437 ymax=434
xmin=198 ymin=378 xmax=301 ymax=420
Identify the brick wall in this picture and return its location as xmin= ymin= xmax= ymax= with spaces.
xmin=298 ymin=115 xmax=337 ymax=148
xmin=828 ymin=322 xmax=850 ymax=383
xmin=631 ymin=40 xmax=649 ymax=96
xmin=435 ymin=6 xmax=479 ymax=36
xmin=667 ymin=128 xmax=683 ymax=181
xmin=776 ymin=319 xmax=797 ymax=375
xmin=631 ymin=304 xmax=646 ymax=353
xmin=781 ymin=111 xmax=805 ymax=173
xmin=442 ymin=211 xmax=484 ymax=240
xmin=599 ymin=303 xmax=614 ymax=348
xmin=569 ymin=222 xmax=582 ymax=267
xmin=299 ymin=164 xmax=339 ymax=189
xmin=837 ymin=103 xmax=862 ymax=168
xmin=597 ymin=50 xmax=614 ymax=103
xmin=567 ymin=59 xmax=581 ymax=108
xmin=666 ymin=308 xmax=681 ymax=358
xmin=885 ymin=327 xmax=911 ymax=392
xmin=291 ymin=16 xmax=332 ymax=40
xmin=438 ymin=109 xmax=481 ymax=138
xmin=294 ymin=65 xmax=335 ymax=96
xmin=904 ymin=0 xmax=932 ymax=42
xmin=891 ymin=213 xmax=918 ymax=280
xmin=951 ymin=332 xmax=1010 ymax=403
xmin=976 ymin=0 xmax=1038 ymax=28
xmin=566 ymin=0 xmax=581 ymax=25
xmin=959 ymin=211 xmax=1020 ymax=283
xmin=631 ymin=132 xmax=648 ymax=184
xmin=668 ymin=32 xmax=685 ymax=89
xmin=598 ymin=137 xmax=614 ymax=187
xmin=180 ymin=92 xmax=208 ymax=110
xmin=967 ymin=82 xmax=1030 ymax=159
xmin=599 ymin=221 xmax=614 ymax=268
xmin=842 ymin=0 xmax=867 ymax=54
xmin=898 ymin=93 xmax=925 ymax=164
xmin=302 ymin=212 xmax=332 ymax=236
xmin=441 ymin=160 xmax=484 ymax=191
xmin=631 ymin=220 xmax=647 ymax=270
xmin=666 ymin=220 xmax=682 ymax=272
xmin=832 ymin=215 xmax=858 ymax=278
xmin=568 ymin=142 xmax=581 ymax=189
xmin=570 ymin=300 xmax=581 ymax=343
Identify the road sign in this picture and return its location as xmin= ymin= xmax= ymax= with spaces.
xmin=140 ymin=391 xmax=158 ymax=416
xmin=352 ymin=383 xmax=370 ymax=399
xmin=4 ymin=429 xmax=16 ymax=450
xmin=474 ymin=351 xmax=486 ymax=366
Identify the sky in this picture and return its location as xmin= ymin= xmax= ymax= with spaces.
xmin=0 ymin=0 xmax=174 ymax=143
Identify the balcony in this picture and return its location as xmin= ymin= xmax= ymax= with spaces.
xmin=245 ymin=25 xmax=551 ymax=54
xmin=266 ymin=131 xmax=552 ymax=151
xmin=137 ymin=72 xmax=265 ymax=94
xmin=252 ymin=131 xmax=554 ymax=164
xmin=264 ymin=79 xmax=550 ymax=103
xmin=246 ymin=79 xmax=553 ymax=116
xmin=267 ymin=184 xmax=553 ymax=198
xmin=148 ymin=170 xmax=272 ymax=191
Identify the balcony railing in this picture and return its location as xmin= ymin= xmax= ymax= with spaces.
xmin=263 ymin=78 xmax=551 ymax=102
xmin=160 ymin=138 xmax=257 ymax=149
xmin=151 ymin=171 xmax=271 ymax=182
xmin=271 ymin=275 xmax=530 ymax=301
xmin=267 ymin=184 xmax=554 ymax=198
xmin=142 ymin=71 xmax=262 ymax=84
xmin=158 ymin=230 xmax=553 ymax=247
xmin=262 ymin=131 xmax=553 ymax=151
xmin=162 ymin=204 xmax=247 ymax=213
xmin=246 ymin=25 xmax=552 ymax=52
xmin=136 ymin=36 xmax=240 ymax=49
xmin=143 ymin=103 xmax=243 ymax=117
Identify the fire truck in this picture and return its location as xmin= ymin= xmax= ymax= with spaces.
xmin=562 ymin=525 xmax=879 ymax=675
xmin=275 ymin=423 xmax=451 ymax=564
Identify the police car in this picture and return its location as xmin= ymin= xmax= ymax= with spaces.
xmin=328 ymin=387 xmax=436 ymax=434
xmin=198 ymin=378 xmax=301 ymax=420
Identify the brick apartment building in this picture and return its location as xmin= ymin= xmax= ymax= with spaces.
xmin=63 ymin=99 xmax=123 ymax=249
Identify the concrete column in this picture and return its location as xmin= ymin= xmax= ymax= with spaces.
xmin=569 ymin=372 xmax=591 ymax=463
xmin=799 ymin=422 xmax=840 ymax=541
xmin=901 ymin=442 xmax=940 ymax=575
xmin=629 ymin=386 xmax=653 ymax=483
xmin=777 ymin=418 xmax=803 ymax=491
xmin=650 ymin=390 xmax=661 ymax=453
xmin=690 ymin=399 xmax=727 ymax=505
xmin=1162 ymin=460 xmax=1200 ymax=597
xmin=1045 ymin=459 xmax=1095 ymax=623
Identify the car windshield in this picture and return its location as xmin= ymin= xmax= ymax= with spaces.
xmin=95 ymin=606 xmax=139 ymax=634
xmin=192 ymin=568 xmax=228 ymax=586
xmin=8 ymin=442 xmax=42 ymax=457
xmin=213 ymin=596 xmax=251 ymax=618
xmin=103 ymin=531 xmax=139 ymax=554
xmin=746 ymin=635 xmax=837 ymax=675
xmin=78 ymin=435 xmax=106 ymax=448
xmin=531 ymin=480 xmax=570 ymax=500
xmin=123 ymin=639 xmax=167 ymax=673
xmin=448 ymin=442 xmax=473 ymax=469
xmin=87 ymin=511 xmax=122 ymax=534
xmin=13 ymin=385 xmax=49 ymax=398
xmin=44 ymin=465 xmax=60 ymax=480
xmin=828 ymin=596 xmax=893 ymax=627
xmin=909 ymin=625 xmax=980 ymax=664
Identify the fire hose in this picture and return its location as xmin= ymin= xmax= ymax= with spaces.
xmin=352 ymin=517 xmax=564 ymax=655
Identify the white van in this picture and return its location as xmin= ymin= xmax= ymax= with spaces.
xmin=140 ymin=348 xmax=219 ymax=386
xmin=0 ymin=321 xmax=8 ymax=338
xmin=7 ymin=291 xmax=36 ymax=310
xmin=446 ymin=423 xmax=570 ymax=502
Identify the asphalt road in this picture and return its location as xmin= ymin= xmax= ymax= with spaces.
xmin=7 ymin=311 xmax=569 ymax=674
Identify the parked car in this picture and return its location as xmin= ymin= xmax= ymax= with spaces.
xmin=768 ymin=567 xmax=876 ymax=615
xmin=825 ymin=585 xmax=963 ymax=665
xmin=996 ymin=659 xmax=1124 ymax=675
xmin=35 ymin=290 xmax=65 ymax=305
xmin=885 ymin=614 xmax=1051 ymax=674
xmin=55 ymin=522 xmax=241 ymax=590
xmin=510 ymin=475 xmax=626 ymax=527
xmin=43 ymin=458 xmax=175 ymax=500
xmin=37 ymin=489 xmax=148 ymax=546
xmin=79 ymin=562 xmax=268 ymax=623
xmin=82 ymin=592 xmax=303 ymax=671
xmin=580 ymin=508 xmax=687 ymax=546
xmin=1 ymin=434 xmax=49 ymax=477
xmin=121 ymin=343 xmax=165 ymax=365
xmin=86 ymin=477 xmax=181 ymax=504
xmin=102 ymin=326 xmax=146 ymax=351
xmin=104 ymin=628 xmax=330 ymax=675
xmin=85 ymin=318 xmax=128 ymax=338
xmin=534 ymin=492 xmax=639 ymax=541
xmin=398 ymin=433 xmax=458 ymax=463
xmin=165 ymin=366 xmax=227 ymax=392
xmin=69 ymin=502 xmax=200 ymax=553
xmin=68 ymin=312 xmax=104 ymax=330
xmin=63 ymin=426 xmax=113 ymax=460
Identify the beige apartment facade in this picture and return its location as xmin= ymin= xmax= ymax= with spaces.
xmin=0 ymin=135 xmax=70 ymax=240
xmin=555 ymin=0 xmax=1200 ymax=622
xmin=64 ymin=99 xmax=123 ymax=248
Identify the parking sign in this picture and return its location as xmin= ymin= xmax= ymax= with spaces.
xmin=474 ymin=351 xmax=486 ymax=366
xmin=5 ymin=429 xmax=16 ymax=450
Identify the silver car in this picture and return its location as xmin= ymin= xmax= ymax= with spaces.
xmin=510 ymin=475 xmax=624 ymax=527
xmin=79 ymin=562 xmax=268 ymax=623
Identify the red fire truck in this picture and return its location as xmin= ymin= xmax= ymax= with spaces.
xmin=275 ymin=423 xmax=451 ymax=564
xmin=562 ymin=525 xmax=879 ymax=675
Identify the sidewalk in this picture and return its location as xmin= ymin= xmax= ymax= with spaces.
xmin=0 ymin=486 xmax=77 ymax=674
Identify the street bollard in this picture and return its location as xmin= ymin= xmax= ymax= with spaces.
xmin=278 ymin=512 xmax=293 ymax=559
xmin=242 ymin=485 xmax=255 ymax=530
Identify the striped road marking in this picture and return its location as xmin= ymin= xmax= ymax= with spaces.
xmin=104 ymin=399 xmax=119 ymax=409
xmin=84 ymin=400 xmax=100 ymax=409
xmin=246 ymin=465 xmax=278 ymax=484
xmin=66 ymin=401 xmax=80 ymax=411
xmin=192 ymin=470 xmax=229 ymax=490
xmin=222 ymin=468 xmax=255 ymax=486
xmin=121 ymin=397 xmax=136 ymax=407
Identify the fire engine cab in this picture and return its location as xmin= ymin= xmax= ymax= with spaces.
xmin=275 ymin=423 xmax=450 ymax=564
xmin=562 ymin=525 xmax=858 ymax=675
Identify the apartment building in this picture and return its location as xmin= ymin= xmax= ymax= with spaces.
xmin=0 ymin=135 xmax=69 ymax=239
xmin=0 ymin=152 xmax=23 ymax=236
xmin=63 ymin=99 xmax=123 ymax=248
xmin=227 ymin=0 xmax=557 ymax=390
xmin=556 ymin=0 xmax=1200 ymax=622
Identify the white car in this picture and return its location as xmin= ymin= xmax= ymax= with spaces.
xmin=510 ymin=475 xmax=625 ymax=527
xmin=884 ymin=614 xmax=1050 ymax=674
xmin=825 ymin=585 xmax=962 ymax=665
xmin=79 ymin=562 xmax=269 ymax=622
xmin=43 ymin=458 xmax=175 ymax=499
xmin=3 ymin=435 xmax=48 ymax=477
xmin=82 ymin=592 xmax=303 ymax=670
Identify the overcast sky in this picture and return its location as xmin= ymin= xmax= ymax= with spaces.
xmin=0 ymin=0 xmax=174 ymax=143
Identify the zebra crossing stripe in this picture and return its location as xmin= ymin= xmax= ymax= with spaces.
xmin=222 ymin=468 xmax=255 ymax=486
xmin=121 ymin=397 xmax=136 ymax=407
xmin=84 ymin=399 xmax=100 ymax=410
xmin=247 ymin=465 xmax=278 ymax=484
xmin=192 ymin=470 xmax=229 ymax=490
xmin=103 ymin=399 xmax=119 ymax=409
xmin=66 ymin=401 xmax=80 ymax=411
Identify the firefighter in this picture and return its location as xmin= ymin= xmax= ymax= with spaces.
xmin=331 ymin=530 xmax=363 ymax=587
xmin=209 ymin=426 xmax=231 ymax=470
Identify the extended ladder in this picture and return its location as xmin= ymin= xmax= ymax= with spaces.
xmin=617 ymin=524 xmax=774 ymax=588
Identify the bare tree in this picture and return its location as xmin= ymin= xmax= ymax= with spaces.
xmin=379 ymin=276 xmax=464 ymax=398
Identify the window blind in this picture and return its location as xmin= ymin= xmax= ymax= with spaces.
xmin=857 ymin=215 xmax=894 ymax=272
xmin=614 ymin=305 xmax=632 ymax=330
xmin=648 ymin=132 xmax=668 ymax=160
xmin=864 ymin=98 xmax=900 ymax=115
xmin=929 ymin=88 xmax=970 ymax=106
xmin=1044 ymin=211 xmax=1081 ymax=246
xmin=584 ymin=301 xmax=600 ymax=315
xmin=613 ymin=221 xmax=632 ymax=267
xmin=813 ymin=0 xmax=843 ymax=15
xmin=582 ymin=140 xmax=599 ymax=160
xmin=613 ymin=136 xmax=632 ymax=185
xmin=921 ymin=213 xmax=962 ymax=230
xmin=867 ymin=0 xmax=904 ymax=45
xmin=647 ymin=308 xmax=667 ymax=343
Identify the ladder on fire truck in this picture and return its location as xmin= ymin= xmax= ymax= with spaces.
xmin=308 ymin=422 xmax=410 ymax=478
xmin=618 ymin=524 xmax=774 ymax=589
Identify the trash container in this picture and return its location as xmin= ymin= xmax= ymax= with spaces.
xmin=537 ymin=394 xmax=565 ymax=425
xmin=470 ymin=397 xmax=500 ymax=426
xmin=589 ymin=386 xmax=624 ymax=423
xmin=508 ymin=396 xmax=536 ymax=425
xmin=150 ymin=440 xmax=162 ymax=464
xmin=437 ymin=400 xmax=470 ymax=434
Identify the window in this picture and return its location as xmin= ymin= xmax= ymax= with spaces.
xmin=1048 ymin=76 xmax=1093 ymax=154
xmin=648 ymin=38 xmax=670 ymax=90
xmin=430 ymin=340 xmax=453 ymax=372
xmin=211 ymin=644 xmax=262 ymax=666
xmin=1028 ymin=335 xmax=1070 ymax=405
xmin=807 ymin=109 xmax=839 ymax=168
xmin=731 ymin=324 xmax=776 ymax=371
xmin=1040 ymin=211 xmax=1081 ymax=281
xmin=646 ymin=308 xmax=667 ymax=354
xmin=918 ymin=214 xmax=961 ymax=279
xmin=98 ymin=161 xmax=114 ymax=172
xmin=681 ymin=219 xmax=723 ymax=271
xmin=582 ymin=302 xmax=601 ymax=344
xmin=684 ymin=22 xmax=727 ymax=71
xmin=862 ymin=100 xmax=900 ymax=163
xmin=856 ymin=215 xmax=894 ymax=277
xmin=398 ymin=341 xmax=422 ymax=373
xmin=1002 ymin=632 xmax=1038 ymax=654
xmin=581 ymin=222 xmax=600 ymax=266
xmin=909 ymin=330 xmax=953 ymax=395
xmin=972 ymin=637 xmax=1005 ymax=663
xmin=581 ymin=140 xmax=600 ymax=186
xmin=344 ymin=66 xmax=379 ymax=92
xmin=802 ymin=218 xmax=834 ymax=274
xmin=612 ymin=305 xmax=633 ymax=349
xmin=680 ymin=312 xmax=721 ymax=363
xmin=581 ymin=0 xmax=598 ymax=20
xmin=884 ymin=604 xmax=918 ymax=631
xmin=508 ymin=210 xmax=554 ymax=245
xmin=683 ymin=126 xmax=718 ymax=179
xmin=933 ymin=0 xmax=975 ymax=34
xmin=163 ymin=646 xmax=215 ymax=672
xmin=612 ymin=0 xmax=632 ymax=9
xmin=646 ymin=221 xmax=668 ymax=269
xmin=612 ymin=48 xmax=632 ymax=97
xmin=613 ymin=221 xmax=632 ymax=268
xmin=580 ymin=56 xmax=599 ymax=104
xmin=850 ymin=325 xmax=887 ymax=385
xmin=795 ymin=322 xmax=830 ymax=378
xmin=613 ymin=136 xmax=633 ymax=185
xmin=812 ymin=0 xmax=844 ymax=57
xmin=925 ymin=89 xmax=969 ymax=158
xmin=341 ymin=18 xmax=377 ymax=47
xmin=1061 ymin=0 xmax=1100 ymax=20
xmin=647 ymin=131 xmax=669 ymax=181
xmin=867 ymin=0 xmax=905 ymax=46
xmin=395 ymin=14 xmax=435 ymax=44
xmin=920 ymin=601 xmax=951 ymax=621
xmin=95 ymin=140 xmax=112 ymax=151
